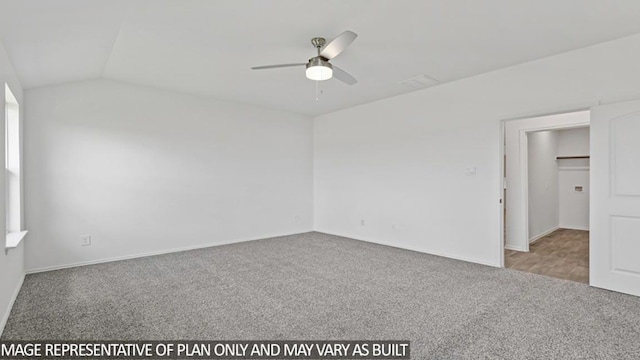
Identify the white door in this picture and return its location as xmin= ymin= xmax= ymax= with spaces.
xmin=591 ymin=100 xmax=640 ymax=297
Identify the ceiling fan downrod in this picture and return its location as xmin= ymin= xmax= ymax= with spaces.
xmin=311 ymin=37 xmax=327 ymax=57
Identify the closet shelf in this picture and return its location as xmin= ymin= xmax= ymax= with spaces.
xmin=556 ymin=156 xmax=590 ymax=160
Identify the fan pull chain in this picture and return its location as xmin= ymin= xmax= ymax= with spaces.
xmin=315 ymin=81 xmax=324 ymax=101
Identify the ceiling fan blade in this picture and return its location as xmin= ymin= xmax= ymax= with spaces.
xmin=320 ymin=30 xmax=358 ymax=60
xmin=251 ymin=63 xmax=306 ymax=70
xmin=332 ymin=66 xmax=357 ymax=85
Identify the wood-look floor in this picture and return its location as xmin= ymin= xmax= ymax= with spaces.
xmin=505 ymin=229 xmax=589 ymax=283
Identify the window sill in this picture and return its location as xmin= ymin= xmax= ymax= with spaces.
xmin=6 ymin=230 xmax=28 ymax=249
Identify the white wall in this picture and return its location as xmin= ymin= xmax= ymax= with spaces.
xmin=558 ymin=127 xmax=590 ymax=156
xmin=314 ymin=32 xmax=640 ymax=267
xmin=0 ymin=42 xmax=25 ymax=335
xmin=24 ymin=79 xmax=313 ymax=272
xmin=527 ymin=131 xmax=559 ymax=240
xmin=558 ymin=127 xmax=590 ymax=230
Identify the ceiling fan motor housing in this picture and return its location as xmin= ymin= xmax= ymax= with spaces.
xmin=307 ymin=57 xmax=332 ymax=69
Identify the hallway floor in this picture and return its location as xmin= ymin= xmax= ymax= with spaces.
xmin=505 ymin=229 xmax=589 ymax=283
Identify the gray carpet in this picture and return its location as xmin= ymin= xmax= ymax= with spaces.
xmin=3 ymin=232 xmax=640 ymax=359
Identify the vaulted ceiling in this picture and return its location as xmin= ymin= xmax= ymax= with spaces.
xmin=2 ymin=0 xmax=640 ymax=115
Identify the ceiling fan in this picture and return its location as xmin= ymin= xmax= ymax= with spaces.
xmin=251 ymin=30 xmax=358 ymax=85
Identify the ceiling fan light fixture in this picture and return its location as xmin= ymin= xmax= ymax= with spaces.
xmin=305 ymin=57 xmax=333 ymax=81
xmin=251 ymin=31 xmax=358 ymax=85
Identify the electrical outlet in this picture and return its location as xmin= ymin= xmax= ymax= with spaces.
xmin=361 ymin=219 xmax=365 ymax=226
xmin=294 ymin=215 xmax=300 ymax=222
xmin=80 ymin=235 xmax=92 ymax=246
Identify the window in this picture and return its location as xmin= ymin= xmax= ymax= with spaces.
xmin=5 ymin=83 xmax=25 ymax=248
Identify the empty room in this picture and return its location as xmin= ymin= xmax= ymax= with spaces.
xmin=1 ymin=1 xmax=640 ymax=359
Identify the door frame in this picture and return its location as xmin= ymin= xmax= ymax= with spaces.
xmin=499 ymin=107 xmax=592 ymax=267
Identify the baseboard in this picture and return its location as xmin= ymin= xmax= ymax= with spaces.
xmin=529 ymin=226 xmax=560 ymax=244
xmin=26 ymin=230 xmax=313 ymax=274
xmin=314 ymin=230 xmax=500 ymax=268
xmin=504 ymin=244 xmax=528 ymax=252
xmin=559 ymin=225 xmax=589 ymax=231
xmin=0 ymin=272 xmax=25 ymax=336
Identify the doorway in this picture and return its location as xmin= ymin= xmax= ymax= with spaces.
xmin=501 ymin=111 xmax=590 ymax=283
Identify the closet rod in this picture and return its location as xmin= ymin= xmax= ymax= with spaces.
xmin=556 ymin=156 xmax=590 ymax=159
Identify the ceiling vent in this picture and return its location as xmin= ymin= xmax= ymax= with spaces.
xmin=399 ymin=74 xmax=440 ymax=89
